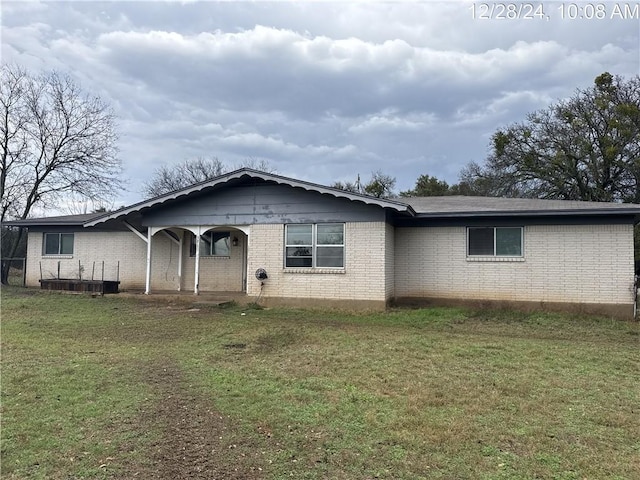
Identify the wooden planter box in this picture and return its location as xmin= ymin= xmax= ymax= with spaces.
xmin=39 ymin=279 xmax=120 ymax=294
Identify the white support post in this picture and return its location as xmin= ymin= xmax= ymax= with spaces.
xmin=177 ymin=232 xmax=183 ymax=292
xmin=194 ymin=228 xmax=201 ymax=295
xmin=145 ymin=228 xmax=153 ymax=295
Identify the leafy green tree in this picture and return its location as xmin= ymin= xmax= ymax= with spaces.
xmin=462 ymin=72 xmax=640 ymax=201
xmin=363 ymin=170 xmax=396 ymax=198
xmin=400 ymin=174 xmax=452 ymax=197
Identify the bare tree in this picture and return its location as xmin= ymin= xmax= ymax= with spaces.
xmin=1 ymin=64 xmax=121 ymax=282
xmin=331 ymin=174 xmax=362 ymax=193
xmin=236 ymin=157 xmax=274 ymax=173
xmin=142 ymin=156 xmax=276 ymax=197
xmin=143 ymin=157 xmax=226 ymax=197
xmin=332 ymin=171 xmax=396 ymax=198
xmin=62 ymin=192 xmax=116 ymax=215
xmin=331 ymin=180 xmax=361 ymax=193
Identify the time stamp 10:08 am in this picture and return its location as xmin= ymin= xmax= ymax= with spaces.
xmin=470 ymin=2 xmax=639 ymax=20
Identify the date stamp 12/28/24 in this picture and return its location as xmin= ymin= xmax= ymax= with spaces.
xmin=470 ymin=2 xmax=639 ymax=20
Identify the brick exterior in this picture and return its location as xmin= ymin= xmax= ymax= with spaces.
xmin=181 ymin=231 xmax=246 ymax=292
xmin=394 ymin=224 xmax=635 ymax=308
xmin=26 ymin=229 xmax=249 ymax=292
xmin=385 ymin=222 xmax=395 ymax=301
xmin=26 ymin=231 xmax=176 ymax=290
xmin=24 ymin=222 xmax=635 ymax=315
xmin=246 ymin=222 xmax=389 ymax=305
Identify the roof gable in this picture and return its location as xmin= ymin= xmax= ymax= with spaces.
xmin=142 ymin=181 xmax=392 ymax=226
xmin=5 ymin=171 xmax=640 ymax=228
xmin=84 ymin=168 xmax=414 ymax=227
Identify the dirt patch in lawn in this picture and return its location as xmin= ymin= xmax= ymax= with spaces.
xmin=117 ymin=361 xmax=266 ymax=479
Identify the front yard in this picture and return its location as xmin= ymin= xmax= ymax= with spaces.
xmin=2 ymin=287 xmax=639 ymax=479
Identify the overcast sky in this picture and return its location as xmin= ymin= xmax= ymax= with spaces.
xmin=2 ymin=1 xmax=639 ymax=208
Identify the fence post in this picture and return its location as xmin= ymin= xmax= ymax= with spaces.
xmin=0 ymin=258 xmax=28 ymax=286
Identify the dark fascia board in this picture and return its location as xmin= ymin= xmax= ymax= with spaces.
xmin=412 ymin=207 xmax=640 ymax=218
xmin=84 ymin=168 xmax=415 ymax=227
xmin=395 ymin=211 xmax=639 ymax=228
xmin=2 ymin=213 xmax=103 ymax=227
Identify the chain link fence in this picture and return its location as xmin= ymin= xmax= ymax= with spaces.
xmin=2 ymin=258 xmax=26 ymax=286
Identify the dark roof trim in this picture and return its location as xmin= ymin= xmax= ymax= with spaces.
xmin=395 ymin=213 xmax=637 ymax=228
xmin=398 ymin=195 xmax=640 ymax=215
xmin=84 ymin=168 xmax=415 ymax=227
xmin=3 ymin=212 xmax=103 ymax=227
xmin=413 ymin=208 xmax=640 ymax=218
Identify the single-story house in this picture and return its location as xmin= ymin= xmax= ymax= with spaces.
xmin=6 ymin=168 xmax=640 ymax=317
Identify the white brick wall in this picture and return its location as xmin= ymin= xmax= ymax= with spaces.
xmin=181 ymin=233 xmax=246 ymax=292
xmin=26 ymin=222 xmax=633 ymax=310
xmin=246 ymin=222 xmax=390 ymax=302
xmin=385 ymin=222 xmax=395 ymax=301
xmin=25 ymin=230 xmax=178 ymax=290
xmin=394 ymin=224 xmax=635 ymax=306
xmin=26 ymin=229 xmax=249 ymax=292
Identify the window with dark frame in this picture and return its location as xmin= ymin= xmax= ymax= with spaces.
xmin=189 ymin=231 xmax=231 ymax=257
xmin=285 ymin=223 xmax=344 ymax=268
xmin=43 ymin=233 xmax=74 ymax=255
xmin=467 ymin=227 xmax=522 ymax=257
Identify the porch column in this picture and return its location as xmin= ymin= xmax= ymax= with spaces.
xmin=194 ymin=227 xmax=201 ymax=295
xmin=177 ymin=232 xmax=183 ymax=292
xmin=145 ymin=228 xmax=153 ymax=295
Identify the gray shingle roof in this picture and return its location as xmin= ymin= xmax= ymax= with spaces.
xmin=5 ymin=176 xmax=640 ymax=228
xmin=397 ymin=196 xmax=640 ymax=216
xmin=3 ymin=212 xmax=104 ymax=226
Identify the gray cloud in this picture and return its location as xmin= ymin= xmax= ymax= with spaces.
xmin=2 ymin=1 xmax=638 ymax=206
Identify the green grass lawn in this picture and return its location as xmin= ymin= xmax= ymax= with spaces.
xmin=2 ymin=287 xmax=639 ymax=479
